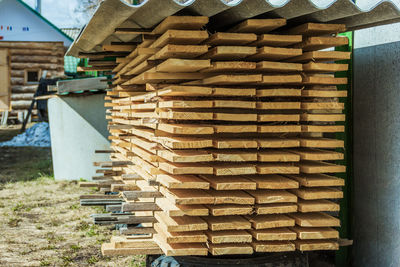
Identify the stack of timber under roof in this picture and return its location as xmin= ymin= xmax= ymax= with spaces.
xmin=81 ymin=16 xmax=348 ymax=256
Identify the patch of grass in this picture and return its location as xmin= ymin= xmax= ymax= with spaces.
xmin=69 ymin=204 xmax=79 ymax=210
xmin=87 ymin=256 xmax=99 ymax=265
xmin=8 ymin=217 xmax=22 ymax=227
xmin=12 ymin=203 xmax=26 ymax=212
xmin=70 ymin=244 xmax=80 ymax=252
xmin=40 ymin=260 xmax=51 ymax=266
xmin=75 ymin=221 xmax=90 ymax=231
xmin=85 ymin=225 xmax=99 ymax=237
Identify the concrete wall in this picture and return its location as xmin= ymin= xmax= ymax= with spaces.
xmin=48 ymin=93 xmax=110 ymax=181
xmin=353 ymin=39 xmax=400 ymax=267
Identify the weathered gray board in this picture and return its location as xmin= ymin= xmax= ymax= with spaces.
xmin=56 ymin=77 xmax=108 ymax=94
xmin=353 ymin=41 xmax=400 ymax=267
xmin=48 ymin=93 xmax=110 ymax=181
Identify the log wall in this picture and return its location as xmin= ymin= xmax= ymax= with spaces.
xmin=0 ymin=41 xmax=65 ymax=119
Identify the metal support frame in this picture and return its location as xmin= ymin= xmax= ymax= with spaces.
xmin=335 ymin=31 xmax=354 ymax=267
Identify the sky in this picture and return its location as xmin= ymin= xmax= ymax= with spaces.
xmin=21 ymin=0 xmax=400 ymax=29
xmin=23 ymin=0 xmax=88 ymax=28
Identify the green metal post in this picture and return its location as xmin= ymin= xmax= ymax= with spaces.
xmin=335 ymin=31 xmax=354 ymax=267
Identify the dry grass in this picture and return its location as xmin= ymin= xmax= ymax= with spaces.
xmin=0 ymin=125 xmax=145 ymax=266
xmin=0 ymin=177 xmax=145 ymax=266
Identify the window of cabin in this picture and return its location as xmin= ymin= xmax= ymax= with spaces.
xmin=25 ymin=69 xmax=40 ymax=84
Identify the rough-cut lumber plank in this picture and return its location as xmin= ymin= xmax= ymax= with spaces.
xmin=246 ymin=214 xmax=295 ymax=229
xmin=257 ymin=163 xmax=299 ymax=174
xmin=200 ymin=175 xmax=256 ymax=190
xmin=228 ymin=19 xmax=286 ymax=33
xmin=213 ymin=163 xmax=257 ymax=176
xmin=249 ymin=228 xmax=297 ymax=241
xmin=154 ymin=234 xmax=208 ymax=256
xmin=157 ymin=149 xmax=213 ymax=163
xmin=209 ymin=190 xmax=255 ymax=205
xmin=156 ymin=198 xmax=209 ymax=217
xmin=256 ymin=61 xmax=302 ymax=72
xmin=298 ymin=161 xmax=346 ymax=173
xmin=246 ymin=175 xmax=299 ymax=189
xmin=299 ymin=138 xmax=344 ymax=148
xmin=156 ymin=58 xmax=210 ymax=72
xmin=157 ymin=174 xmax=210 ymax=189
xmin=199 ymin=74 xmax=262 ymax=85
xmin=252 ymin=241 xmax=295 ymax=252
xmin=206 ymin=32 xmax=257 ymax=45
xmin=258 ymin=125 xmax=301 ymax=133
xmin=287 ymin=51 xmax=351 ymax=63
xmin=209 ymin=243 xmax=253 ymax=255
xmin=288 ymin=22 xmax=346 ymax=36
xmin=160 ymin=187 xmax=214 ymax=205
xmin=257 ymin=102 xmax=301 ymax=110
xmin=151 ymin=30 xmax=209 ymax=48
xmin=203 ymin=215 xmax=251 ymax=231
xmin=255 ymin=203 xmax=298 ymax=215
xmin=287 ymin=173 xmax=345 ymax=187
xmin=159 ymin=161 xmax=213 ymax=175
xmin=152 ymin=16 xmax=209 ymax=35
xmin=206 ymin=230 xmax=252 ymax=244
xmin=254 ymin=34 xmax=302 ymax=47
xmin=302 ymin=75 xmax=348 ymax=85
xmin=201 ymin=61 xmax=256 ymax=73
xmin=262 ymin=74 xmax=302 ymax=84
xmin=155 ymin=212 xmax=208 ymax=232
xmin=207 ymin=204 xmax=253 ymax=216
xmin=257 ymin=88 xmax=301 ymax=97
xmin=201 ymin=46 xmax=256 ymax=60
xmin=210 ymin=150 xmax=257 ymax=162
xmin=289 ymin=212 xmax=340 ymax=227
xmin=248 ymin=190 xmax=297 ymax=204
xmin=152 ymin=44 xmax=208 ymax=59
xmin=297 ymin=199 xmax=340 ymax=213
xmin=300 ymin=113 xmax=346 ymax=122
xmin=301 ymin=125 xmax=345 ymax=133
xmin=257 ymin=150 xmax=300 ymax=162
xmin=249 ymin=47 xmax=302 ymax=61
xmin=303 ymin=62 xmax=348 ymax=73
xmin=291 ymin=187 xmax=343 ymax=200
xmin=296 ymin=36 xmax=348 ymax=51
xmin=154 ymin=223 xmax=207 ymax=243
xmin=301 ymin=89 xmax=347 ymax=98
xmin=101 ymin=242 xmax=162 ymax=256
xmin=294 ymin=240 xmax=339 ymax=251
xmin=257 ymin=138 xmax=300 ymax=148
xmin=290 ymin=226 xmax=339 ymax=240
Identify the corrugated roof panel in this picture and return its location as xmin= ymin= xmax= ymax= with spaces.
xmin=66 ymin=0 xmax=400 ymax=57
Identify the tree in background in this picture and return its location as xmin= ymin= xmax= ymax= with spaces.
xmin=74 ymin=0 xmax=102 ymax=26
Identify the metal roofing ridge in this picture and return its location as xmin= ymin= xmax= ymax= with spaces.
xmin=66 ymin=0 xmax=400 ymax=57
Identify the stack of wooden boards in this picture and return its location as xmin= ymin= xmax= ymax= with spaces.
xmin=84 ymin=16 xmax=349 ymax=256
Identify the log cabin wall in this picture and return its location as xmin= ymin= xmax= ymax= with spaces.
xmin=0 ymin=41 xmax=65 ymax=120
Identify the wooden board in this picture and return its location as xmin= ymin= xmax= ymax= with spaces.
xmin=206 ymin=230 xmax=252 ymax=244
xmin=229 ymin=19 xmax=286 ymax=33
xmin=297 ymin=199 xmax=340 ymax=212
xmin=208 ymin=243 xmax=253 ymax=255
xmin=252 ymin=241 xmax=295 ymax=252
xmin=290 ymin=226 xmax=339 ymax=240
xmin=249 ymin=227 xmax=297 ymax=241
xmin=203 ymin=215 xmax=251 ymax=231
xmin=289 ymin=212 xmax=340 ymax=227
xmin=245 ymin=214 xmax=295 ymax=229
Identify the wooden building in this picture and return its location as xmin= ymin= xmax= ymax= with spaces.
xmin=0 ymin=0 xmax=72 ymax=122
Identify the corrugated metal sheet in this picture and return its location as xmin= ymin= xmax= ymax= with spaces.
xmin=66 ymin=0 xmax=400 ymax=57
